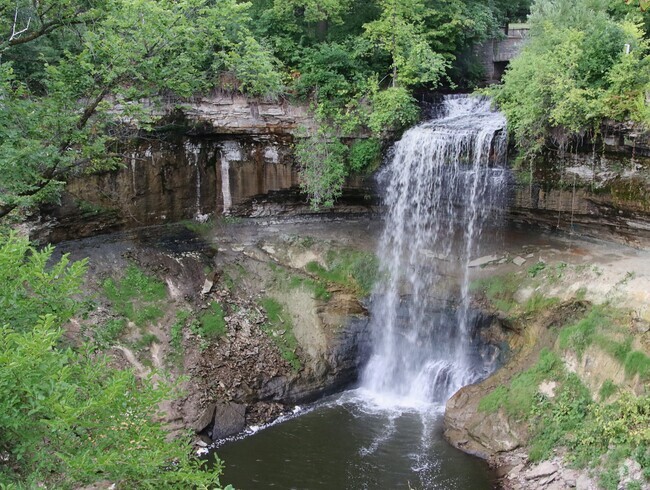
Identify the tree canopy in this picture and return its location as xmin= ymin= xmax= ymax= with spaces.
xmin=489 ymin=0 xmax=650 ymax=157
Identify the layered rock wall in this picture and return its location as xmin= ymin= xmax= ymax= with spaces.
xmin=41 ymin=95 xmax=374 ymax=242
xmin=509 ymin=128 xmax=650 ymax=247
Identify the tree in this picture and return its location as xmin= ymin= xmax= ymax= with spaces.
xmin=295 ymin=125 xmax=349 ymax=209
xmin=0 ymin=233 xmax=230 ymax=488
xmin=0 ymin=0 xmax=282 ymax=221
xmin=489 ymin=0 xmax=649 ymax=157
xmin=363 ymin=0 xmax=447 ymax=87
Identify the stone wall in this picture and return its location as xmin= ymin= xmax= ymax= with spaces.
xmin=476 ymin=26 xmax=529 ymax=84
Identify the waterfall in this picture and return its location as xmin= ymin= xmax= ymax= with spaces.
xmin=360 ymin=95 xmax=508 ymax=407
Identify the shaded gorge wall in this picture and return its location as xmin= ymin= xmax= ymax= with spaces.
xmin=40 ymin=95 xmax=376 ymax=242
xmin=510 ymin=125 xmax=650 ymax=247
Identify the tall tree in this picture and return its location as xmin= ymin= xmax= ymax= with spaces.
xmin=363 ymin=0 xmax=447 ymax=87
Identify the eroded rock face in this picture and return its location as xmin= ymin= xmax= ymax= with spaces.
xmin=509 ymin=132 xmax=650 ymax=247
xmin=53 ymin=221 xmax=373 ymax=443
xmin=38 ymin=96 xmax=377 ymax=243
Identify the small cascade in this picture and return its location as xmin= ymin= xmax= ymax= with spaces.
xmin=220 ymin=141 xmax=241 ymax=215
xmin=185 ymin=141 xmax=209 ymax=222
xmin=361 ymin=95 xmax=508 ymax=407
xmin=130 ymin=152 xmax=137 ymax=194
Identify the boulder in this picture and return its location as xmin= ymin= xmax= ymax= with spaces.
xmin=191 ymin=403 xmax=216 ymax=432
xmin=211 ymin=402 xmax=246 ymax=440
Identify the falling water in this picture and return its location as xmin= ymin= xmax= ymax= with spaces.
xmin=220 ymin=141 xmax=241 ymax=215
xmin=361 ymin=95 xmax=508 ymax=406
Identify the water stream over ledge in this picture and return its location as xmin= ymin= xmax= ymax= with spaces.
xmin=212 ymin=96 xmax=507 ymax=488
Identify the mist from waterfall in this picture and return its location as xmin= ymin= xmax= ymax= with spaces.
xmin=360 ymin=94 xmax=508 ymax=407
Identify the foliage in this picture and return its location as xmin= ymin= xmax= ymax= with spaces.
xmin=295 ymin=125 xmax=349 ymax=209
xmin=0 ymin=0 xmax=541 ymax=213
xmin=260 ymin=297 xmax=301 ymax=371
xmin=305 ymin=249 xmax=379 ymax=297
xmin=102 ymin=265 xmax=167 ymax=328
xmin=0 ymin=234 xmax=228 ymax=488
xmin=368 ymin=86 xmax=420 ymax=134
xmin=363 ymin=0 xmax=448 ymax=88
xmin=0 ymin=232 xmax=86 ymax=333
xmin=0 ymin=0 xmax=282 ymax=219
xmin=489 ymin=0 xmax=650 ymax=158
xmin=348 ymin=138 xmax=382 ymax=173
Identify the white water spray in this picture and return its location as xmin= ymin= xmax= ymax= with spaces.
xmin=360 ymin=95 xmax=508 ymax=407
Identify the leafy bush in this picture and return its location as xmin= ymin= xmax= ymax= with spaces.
xmin=368 ymin=86 xmax=420 ymax=135
xmin=0 ymin=235 xmax=228 ymax=488
xmin=102 ymin=265 xmax=167 ymax=327
xmin=0 ymin=233 xmax=86 ymax=333
xmin=295 ymin=126 xmax=349 ymax=209
xmin=489 ymin=0 xmax=650 ymax=157
xmin=348 ymin=138 xmax=382 ymax=173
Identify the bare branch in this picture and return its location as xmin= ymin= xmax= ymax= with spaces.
xmin=9 ymin=7 xmax=31 ymax=42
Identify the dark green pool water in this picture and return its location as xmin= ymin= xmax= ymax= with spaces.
xmin=212 ymin=391 xmax=495 ymax=489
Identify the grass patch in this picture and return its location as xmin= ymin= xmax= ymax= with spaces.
xmin=527 ymin=261 xmax=546 ymax=278
xmin=260 ymin=297 xmax=301 ymax=371
xmin=599 ymin=379 xmax=618 ymax=401
xmin=289 ymin=274 xmax=331 ymax=300
xmin=558 ymin=305 xmax=638 ymax=370
xmin=523 ymin=294 xmax=560 ymax=315
xmin=181 ymin=218 xmax=214 ymax=235
xmin=624 ymin=351 xmax=650 ymax=381
xmin=558 ymin=306 xmax=610 ymax=357
xmin=171 ymin=310 xmax=190 ymax=351
xmin=470 ymin=273 xmax=521 ymax=313
xmin=270 ymin=262 xmax=332 ymax=301
xmin=305 ymin=249 xmax=379 ymax=297
xmin=102 ymin=265 xmax=167 ymax=327
xmin=133 ymin=333 xmax=159 ymax=351
xmin=198 ymin=302 xmax=227 ymax=339
xmin=479 ymin=349 xmax=563 ymax=419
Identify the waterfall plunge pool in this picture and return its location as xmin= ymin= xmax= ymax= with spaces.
xmin=212 ymin=390 xmax=496 ymax=489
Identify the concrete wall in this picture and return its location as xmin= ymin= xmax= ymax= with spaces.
xmin=476 ymin=26 xmax=529 ymax=84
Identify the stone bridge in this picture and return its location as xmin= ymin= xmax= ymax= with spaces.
xmin=477 ymin=24 xmax=530 ymax=84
